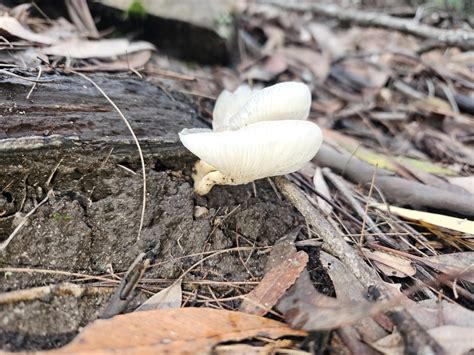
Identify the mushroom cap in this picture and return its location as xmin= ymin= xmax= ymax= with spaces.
xmin=179 ymin=120 xmax=323 ymax=184
xmin=212 ymin=85 xmax=257 ymax=132
xmin=212 ymin=82 xmax=311 ymax=132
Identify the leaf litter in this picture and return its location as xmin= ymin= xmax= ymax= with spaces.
xmin=1 ymin=0 xmax=474 ymax=353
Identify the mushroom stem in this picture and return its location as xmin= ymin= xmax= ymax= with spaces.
xmin=192 ymin=160 xmax=217 ymax=185
xmin=195 ymin=170 xmax=233 ymax=195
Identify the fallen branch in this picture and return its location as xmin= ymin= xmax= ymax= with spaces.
xmin=264 ymin=1 xmax=474 ymax=49
xmin=0 ymin=282 xmax=113 ymax=305
xmin=315 ymin=144 xmax=474 ymax=216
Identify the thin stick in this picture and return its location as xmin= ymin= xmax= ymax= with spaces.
xmin=71 ymin=71 xmax=147 ymax=240
xmin=322 ymin=168 xmax=398 ymax=249
xmin=0 ymin=282 xmax=113 ymax=305
xmin=0 ymin=191 xmax=53 ymax=252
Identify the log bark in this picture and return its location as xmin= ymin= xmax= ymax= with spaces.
xmin=0 ymin=70 xmax=204 ymax=237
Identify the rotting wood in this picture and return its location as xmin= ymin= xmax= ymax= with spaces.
xmin=0 ymin=71 xmax=205 ymax=239
xmin=0 ymin=71 xmax=204 ymax=147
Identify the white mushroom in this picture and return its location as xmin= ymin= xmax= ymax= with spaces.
xmin=179 ymin=82 xmax=323 ymax=195
xmin=213 ymin=82 xmax=311 ymax=131
xmin=212 ymin=84 xmax=257 ymax=132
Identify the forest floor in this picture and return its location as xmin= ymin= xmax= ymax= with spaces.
xmin=0 ymin=1 xmax=473 ymax=353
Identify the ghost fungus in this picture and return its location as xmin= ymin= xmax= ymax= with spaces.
xmin=212 ymin=81 xmax=312 ymax=132
xmin=179 ymin=82 xmax=323 ymax=195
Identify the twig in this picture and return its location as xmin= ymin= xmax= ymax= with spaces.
xmin=264 ymin=1 xmax=474 ymax=49
xmin=0 ymin=267 xmax=119 ymax=283
xmin=65 ymin=0 xmax=99 ymax=38
xmin=100 ymin=253 xmax=149 ymax=319
xmin=72 ymin=71 xmax=147 ymax=240
xmin=0 ymin=282 xmax=113 ymax=305
xmin=0 ymin=69 xmax=52 ymax=83
xmin=0 ymin=190 xmax=53 ymax=252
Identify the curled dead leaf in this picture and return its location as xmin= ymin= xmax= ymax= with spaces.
xmin=48 ymin=308 xmax=306 ymax=354
xmin=240 ymin=250 xmax=308 ymax=316
xmin=0 ymin=15 xmax=55 ymax=44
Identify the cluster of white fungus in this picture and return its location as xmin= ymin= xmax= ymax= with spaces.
xmin=179 ymin=82 xmax=323 ymax=195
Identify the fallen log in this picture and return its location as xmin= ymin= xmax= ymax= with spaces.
xmin=314 ymin=144 xmax=474 ymax=216
xmin=0 ymin=70 xmax=203 ymax=247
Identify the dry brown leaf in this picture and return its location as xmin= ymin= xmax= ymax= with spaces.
xmin=136 ymin=280 xmax=182 ymax=312
xmin=243 ymin=54 xmax=288 ymax=81
xmin=268 ymin=237 xmax=392 ymax=332
xmin=278 ymin=46 xmax=330 ymax=81
xmin=75 ymin=50 xmax=153 ymax=72
xmin=240 ymin=250 xmax=308 ymax=316
xmin=338 ymin=59 xmax=389 ymax=90
xmin=0 ymin=15 xmax=55 ymax=44
xmin=262 ymin=24 xmax=285 ymax=53
xmin=49 ymin=308 xmax=306 ymax=354
xmin=43 ymin=38 xmax=156 ymax=59
xmin=370 ymin=332 xmax=404 ymax=355
xmin=429 ymin=326 xmax=474 ymax=355
xmin=320 ymin=251 xmax=389 ymax=342
xmin=362 ymin=248 xmax=416 ymax=278
xmin=307 ymin=23 xmax=345 ymax=59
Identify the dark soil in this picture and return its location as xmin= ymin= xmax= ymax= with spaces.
xmin=0 ymin=72 xmax=306 ymax=351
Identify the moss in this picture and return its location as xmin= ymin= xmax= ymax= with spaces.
xmin=124 ymin=0 xmax=147 ymax=20
xmin=52 ymin=212 xmax=72 ymax=222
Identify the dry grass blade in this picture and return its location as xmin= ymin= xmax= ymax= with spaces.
xmin=0 ymin=190 xmax=53 ymax=252
xmin=373 ymin=203 xmax=474 ymax=235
